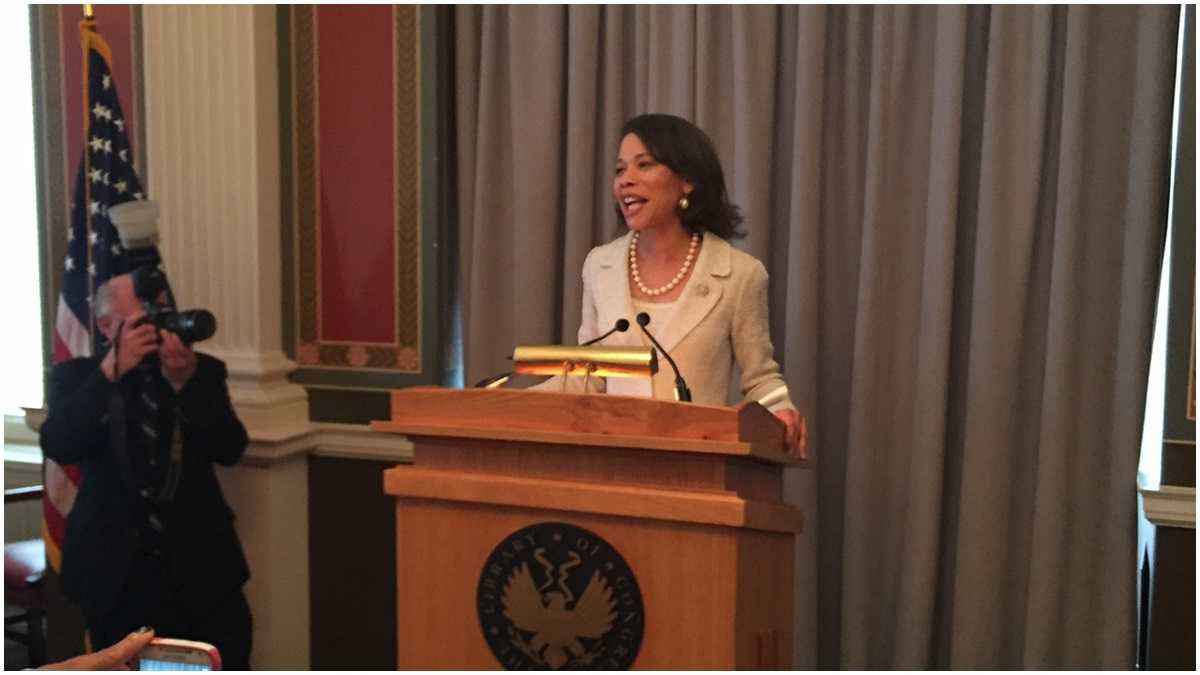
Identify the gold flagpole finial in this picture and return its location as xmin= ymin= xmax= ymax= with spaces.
xmin=83 ymin=4 xmax=94 ymax=20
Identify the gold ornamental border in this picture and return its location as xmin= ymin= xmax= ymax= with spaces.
xmin=291 ymin=5 xmax=422 ymax=373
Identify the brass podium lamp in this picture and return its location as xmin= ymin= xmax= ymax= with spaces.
xmin=509 ymin=345 xmax=658 ymax=392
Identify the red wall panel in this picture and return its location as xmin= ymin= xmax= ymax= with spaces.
xmin=315 ymin=5 xmax=396 ymax=344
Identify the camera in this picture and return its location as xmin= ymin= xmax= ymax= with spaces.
xmin=109 ymin=200 xmax=217 ymax=345
xmin=131 ymin=267 xmax=217 ymax=345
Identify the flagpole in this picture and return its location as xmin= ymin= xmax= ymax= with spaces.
xmin=81 ymin=8 xmax=96 ymax=345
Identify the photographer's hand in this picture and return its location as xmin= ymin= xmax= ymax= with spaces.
xmin=159 ymin=330 xmax=198 ymax=392
xmin=100 ymin=320 xmax=158 ymax=382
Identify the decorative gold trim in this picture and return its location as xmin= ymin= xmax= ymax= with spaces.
xmin=314 ymin=338 xmax=401 ymax=347
xmin=290 ymin=6 xmax=300 ymax=348
xmin=313 ymin=10 xmax=323 ymax=344
xmin=300 ymin=383 xmax=404 ymax=392
xmin=393 ymin=4 xmax=400 ymax=354
xmin=395 ymin=4 xmax=421 ymax=356
xmin=292 ymin=6 xmax=317 ymax=348
xmin=1162 ymin=438 xmax=1197 ymax=446
xmin=407 ymin=5 xmax=422 ymax=355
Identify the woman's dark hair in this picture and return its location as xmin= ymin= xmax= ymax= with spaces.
xmin=614 ymin=113 xmax=744 ymax=239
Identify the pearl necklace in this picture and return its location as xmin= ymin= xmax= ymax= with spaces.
xmin=628 ymin=231 xmax=700 ymax=296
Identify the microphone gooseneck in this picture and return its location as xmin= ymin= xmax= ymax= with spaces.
xmin=474 ymin=371 xmax=513 ymax=388
xmin=635 ymin=312 xmax=692 ymax=402
xmin=581 ymin=318 xmax=631 ymax=346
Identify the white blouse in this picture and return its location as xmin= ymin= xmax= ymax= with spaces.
xmin=605 ymin=298 xmax=679 ymax=399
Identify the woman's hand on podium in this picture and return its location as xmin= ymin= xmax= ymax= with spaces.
xmin=773 ymin=408 xmax=807 ymax=460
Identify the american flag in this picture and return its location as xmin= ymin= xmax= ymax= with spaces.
xmin=44 ymin=18 xmax=145 ymax=572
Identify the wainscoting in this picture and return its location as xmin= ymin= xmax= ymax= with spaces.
xmin=4 ymin=446 xmax=43 ymax=544
xmin=308 ymin=455 xmax=402 ymax=670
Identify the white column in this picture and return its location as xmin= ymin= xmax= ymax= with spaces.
xmin=142 ymin=5 xmax=307 ymax=442
xmin=142 ymin=6 xmax=311 ymax=669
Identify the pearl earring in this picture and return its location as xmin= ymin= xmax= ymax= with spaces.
xmin=679 ymin=195 xmax=690 ymax=210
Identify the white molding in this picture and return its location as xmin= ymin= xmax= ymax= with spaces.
xmin=24 ymin=407 xmax=46 ymax=432
xmin=228 ymin=392 xmax=311 ymax=445
xmin=5 ymin=412 xmax=39 ymax=444
xmin=239 ymin=432 xmax=317 ymax=467
xmin=199 ymin=348 xmax=302 ymax=382
xmin=2 ymin=444 xmax=42 ymax=466
xmin=218 ymin=422 xmax=415 ymax=466
xmin=310 ymin=422 xmax=414 ymax=463
xmin=202 ymin=351 xmax=311 ymax=445
xmin=1139 ymin=485 xmax=1196 ymax=529
xmin=8 ymin=412 xmax=416 ymax=467
xmin=3 ymin=458 xmax=42 ymax=484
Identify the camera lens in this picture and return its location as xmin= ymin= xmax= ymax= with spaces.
xmin=165 ymin=310 xmax=217 ymax=344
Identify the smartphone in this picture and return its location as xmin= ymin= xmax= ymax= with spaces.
xmin=136 ymin=638 xmax=222 ymax=671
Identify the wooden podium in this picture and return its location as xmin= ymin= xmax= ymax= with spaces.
xmin=373 ymin=387 xmax=803 ymax=669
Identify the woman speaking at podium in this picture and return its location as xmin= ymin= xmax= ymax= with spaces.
xmin=555 ymin=113 xmax=806 ymax=458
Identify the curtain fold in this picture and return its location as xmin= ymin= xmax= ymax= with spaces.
xmin=453 ymin=5 xmax=1180 ymax=668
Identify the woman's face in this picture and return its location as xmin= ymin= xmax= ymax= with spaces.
xmin=613 ymin=133 xmax=692 ymax=232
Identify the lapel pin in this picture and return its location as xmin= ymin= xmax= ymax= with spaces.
xmin=696 ymin=284 xmax=709 ymax=297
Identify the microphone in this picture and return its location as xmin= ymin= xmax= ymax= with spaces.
xmin=581 ymin=318 xmax=630 ymax=346
xmin=635 ymin=312 xmax=692 ymax=402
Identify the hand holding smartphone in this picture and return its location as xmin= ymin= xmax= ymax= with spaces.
xmin=136 ymin=638 xmax=222 ymax=671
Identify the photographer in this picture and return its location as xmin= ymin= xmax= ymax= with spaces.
xmin=40 ymin=205 xmax=253 ymax=669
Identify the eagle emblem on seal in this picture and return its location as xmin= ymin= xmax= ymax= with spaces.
xmin=478 ymin=522 xmax=644 ymax=670
xmin=502 ymin=550 xmax=617 ymax=669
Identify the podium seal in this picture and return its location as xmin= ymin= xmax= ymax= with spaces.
xmin=477 ymin=522 xmax=645 ymax=670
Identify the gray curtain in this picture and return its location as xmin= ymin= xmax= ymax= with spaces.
xmin=454 ymin=5 xmax=1180 ymax=668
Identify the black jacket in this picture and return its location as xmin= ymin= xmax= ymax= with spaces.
xmin=40 ymin=353 xmax=250 ymax=620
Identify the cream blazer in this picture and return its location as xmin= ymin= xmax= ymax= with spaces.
xmin=548 ymin=230 xmax=794 ymax=410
